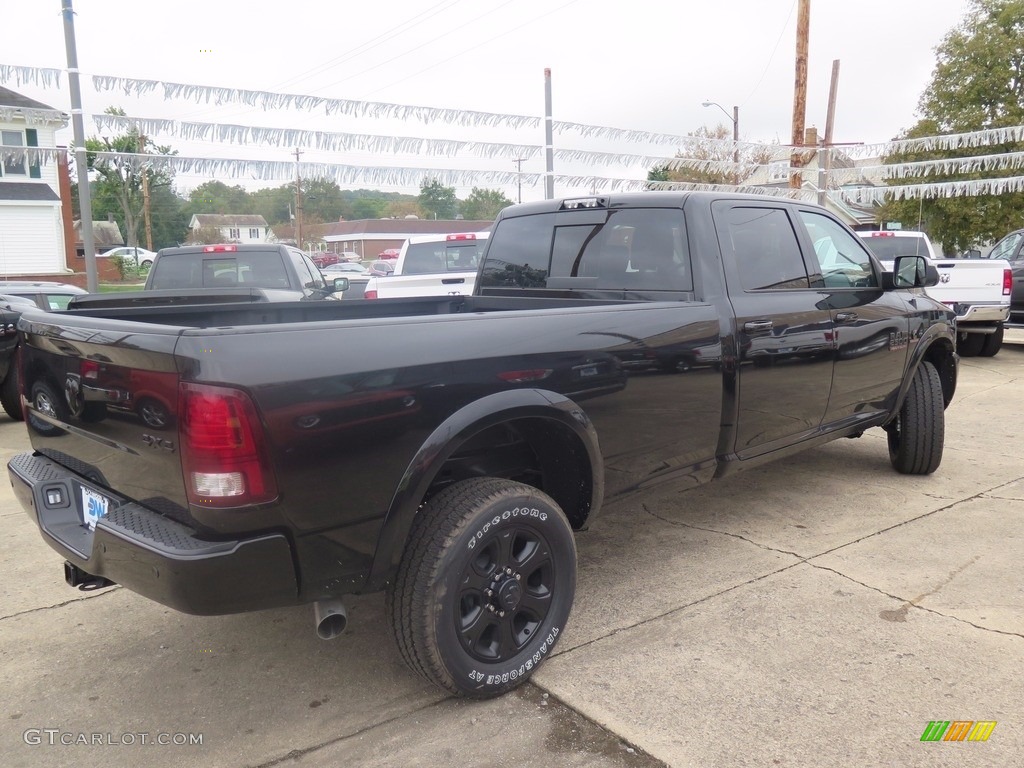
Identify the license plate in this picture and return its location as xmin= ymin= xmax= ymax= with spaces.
xmin=80 ymin=487 xmax=109 ymax=531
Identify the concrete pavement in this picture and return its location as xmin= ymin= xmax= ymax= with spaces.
xmin=1 ymin=335 xmax=1022 ymax=767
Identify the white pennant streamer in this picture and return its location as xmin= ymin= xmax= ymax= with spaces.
xmin=5 ymin=63 xmax=1024 ymax=158
xmin=0 ymin=145 xmax=61 ymax=165
xmin=0 ymin=64 xmax=62 ymax=88
xmin=842 ymin=175 xmax=1024 ymax=202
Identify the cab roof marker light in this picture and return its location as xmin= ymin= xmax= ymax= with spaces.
xmin=202 ymin=245 xmax=238 ymax=253
xmin=560 ymin=197 xmax=606 ymax=210
xmin=446 ymin=233 xmax=476 ymax=241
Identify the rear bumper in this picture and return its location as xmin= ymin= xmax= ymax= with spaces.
xmin=8 ymin=452 xmax=298 ymax=615
xmin=954 ymin=303 xmax=1010 ymax=325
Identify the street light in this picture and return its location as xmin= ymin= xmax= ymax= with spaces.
xmin=702 ymin=101 xmax=740 ymax=184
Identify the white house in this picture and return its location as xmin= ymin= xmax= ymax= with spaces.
xmin=189 ymin=214 xmax=270 ymax=244
xmin=0 ymin=86 xmax=70 ymax=275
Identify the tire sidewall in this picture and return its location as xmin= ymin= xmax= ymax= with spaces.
xmin=432 ymin=490 xmax=576 ymax=696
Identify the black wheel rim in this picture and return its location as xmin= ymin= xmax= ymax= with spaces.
xmin=455 ymin=525 xmax=554 ymax=663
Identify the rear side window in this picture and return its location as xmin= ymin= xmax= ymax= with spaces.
xmin=480 ymin=208 xmax=691 ymax=292
xmin=722 ymin=207 xmax=808 ymax=290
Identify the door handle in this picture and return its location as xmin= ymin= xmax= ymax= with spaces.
xmin=743 ymin=320 xmax=773 ymax=332
xmin=441 ymin=278 xmax=466 ymax=284
xmin=835 ymin=312 xmax=858 ymax=323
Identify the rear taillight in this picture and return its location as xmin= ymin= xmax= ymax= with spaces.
xmin=364 ymin=290 xmax=378 ymax=299
xmin=1004 ymin=269 xmax=1012 ymax=296
xmin=178 ymin=382 xmax=277 ymax=507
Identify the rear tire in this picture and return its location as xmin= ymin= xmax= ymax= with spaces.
xmin=28 ymin=380 xmax=68 ymax=436
xmin=1 ymin=365 xmax=23 ymax=420
xmin=387 ymin=477 xmax=576 ymax=698
xmin=957 ymin=332 xmax=984 ymax=357
xmin=978 ymin=324 xmax=1003 ymax=357
xmin=887 ymin=361 xmax=944 ymax=474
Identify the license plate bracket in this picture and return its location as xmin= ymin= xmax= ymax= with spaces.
xmin=80 ymin=486 xmax=110 ymax=531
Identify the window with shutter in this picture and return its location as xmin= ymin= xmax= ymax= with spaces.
xmin=26 ymin=128 xmax=40 ymax=178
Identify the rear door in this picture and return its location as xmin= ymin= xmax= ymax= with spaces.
xmin=713 ymin=201 xmax=834 ymax=457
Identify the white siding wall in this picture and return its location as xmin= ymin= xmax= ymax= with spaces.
xmin=0 ymin=202 xmax=65 ymax=274
xmin=0 ymin=119 xmax=67 ymax=273
xmin=220 ymin=225 xmax=266 ymax=244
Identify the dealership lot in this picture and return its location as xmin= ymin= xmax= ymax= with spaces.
xmin=1 ymin=337 xmax=1022 ymax=767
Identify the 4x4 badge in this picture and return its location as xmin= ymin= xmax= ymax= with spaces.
xmin=142 ymin=434 xmax=175 ymax=452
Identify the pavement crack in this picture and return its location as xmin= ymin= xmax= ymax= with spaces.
xmin=0 ymin=585 xmax=121 ymax=621
xmin=642 ymin=503 xmax=805 ymax=559
xmin=808 ymin=563 xmax=1024 ymax=640
xmin=249 ymin=697 xmax=447 ymax=768
xmin=553 ymin=559 xmax=804 ymax=660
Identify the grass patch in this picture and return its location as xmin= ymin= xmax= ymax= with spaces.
xmin=98 ymin=283 xmax=146 ymax=293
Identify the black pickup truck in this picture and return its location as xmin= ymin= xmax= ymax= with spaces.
xmin=7 ymin=192 xmax=957 ymax=698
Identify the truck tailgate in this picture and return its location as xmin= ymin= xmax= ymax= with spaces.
xmin=927 ymin=259 xmax=1010 ymax=306
xmin=371 ymin=271 xmax=477 ymax=299
xmin=18 ymin=310 xmax=191 ymax=519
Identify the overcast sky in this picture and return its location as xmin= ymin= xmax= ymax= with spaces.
xmin=4 ymin=0 xmax=973 ymax=201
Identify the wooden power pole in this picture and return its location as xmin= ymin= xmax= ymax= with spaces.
xmin=789 ymin=0 xmax=811 ymax=189
xmin=294 ymin=148 xmax=303 ymax=250
xmin=139 ymin=134 xmax=153 ymax=251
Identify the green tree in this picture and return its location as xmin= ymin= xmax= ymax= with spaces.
xmin=350 ymin=197 xmax=387 ymax=219
xmin=85 ymin=106 xmax=177 ymax=249
xmin=418 ymin=178 xmax=458 ymax=219
xmin=647 ymin=124 xmax=772 ymax=187
xmin=185 ymin=180 xmax=253 ymax=214
xmin=460 ymin=187 xmax=511 ymax=220
xmin=302 ymin=177 xmax=345 ymax=223
xmin=878 ymin=0 xmax=1024 ymax=251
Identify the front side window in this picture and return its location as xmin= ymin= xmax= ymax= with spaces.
xmin=724 ymin=207 xmax=808 ymax=290
xmin=799 ymin=211 xmax=878 ymax=288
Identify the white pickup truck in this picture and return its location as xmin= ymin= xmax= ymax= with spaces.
xmin=363 ymin=231 xmax=488 ymax=300
xmin=858 ymin=231 xmax=1011 ymax=356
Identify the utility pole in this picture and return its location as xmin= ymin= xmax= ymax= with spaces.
xmin=817 ymin=60 xmax=840 ymax=207
xmin=731 ymin=105 xmax=739 ymax=185
xmin=61 ymin=0 xmax=98 ymax=291
xmin=790 ymin=0 xmax=810 ymax=190
xmin=139 ymin=133 xmax=153 ymax=251
xmin=513 ymin=157 xmax=527 ymax=204
xmin=293 ymin=148 xmax=303 ymax=250
xmin=543 ymin=68 xmax=554 ymax=200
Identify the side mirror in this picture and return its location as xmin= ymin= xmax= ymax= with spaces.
xmin=893 ymin=255 xmax=939 ymax=288
xmin=963 ymin=249 xmax=982 ymax=259
xmin=332 ymin=277 xmax=349 ymax=293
